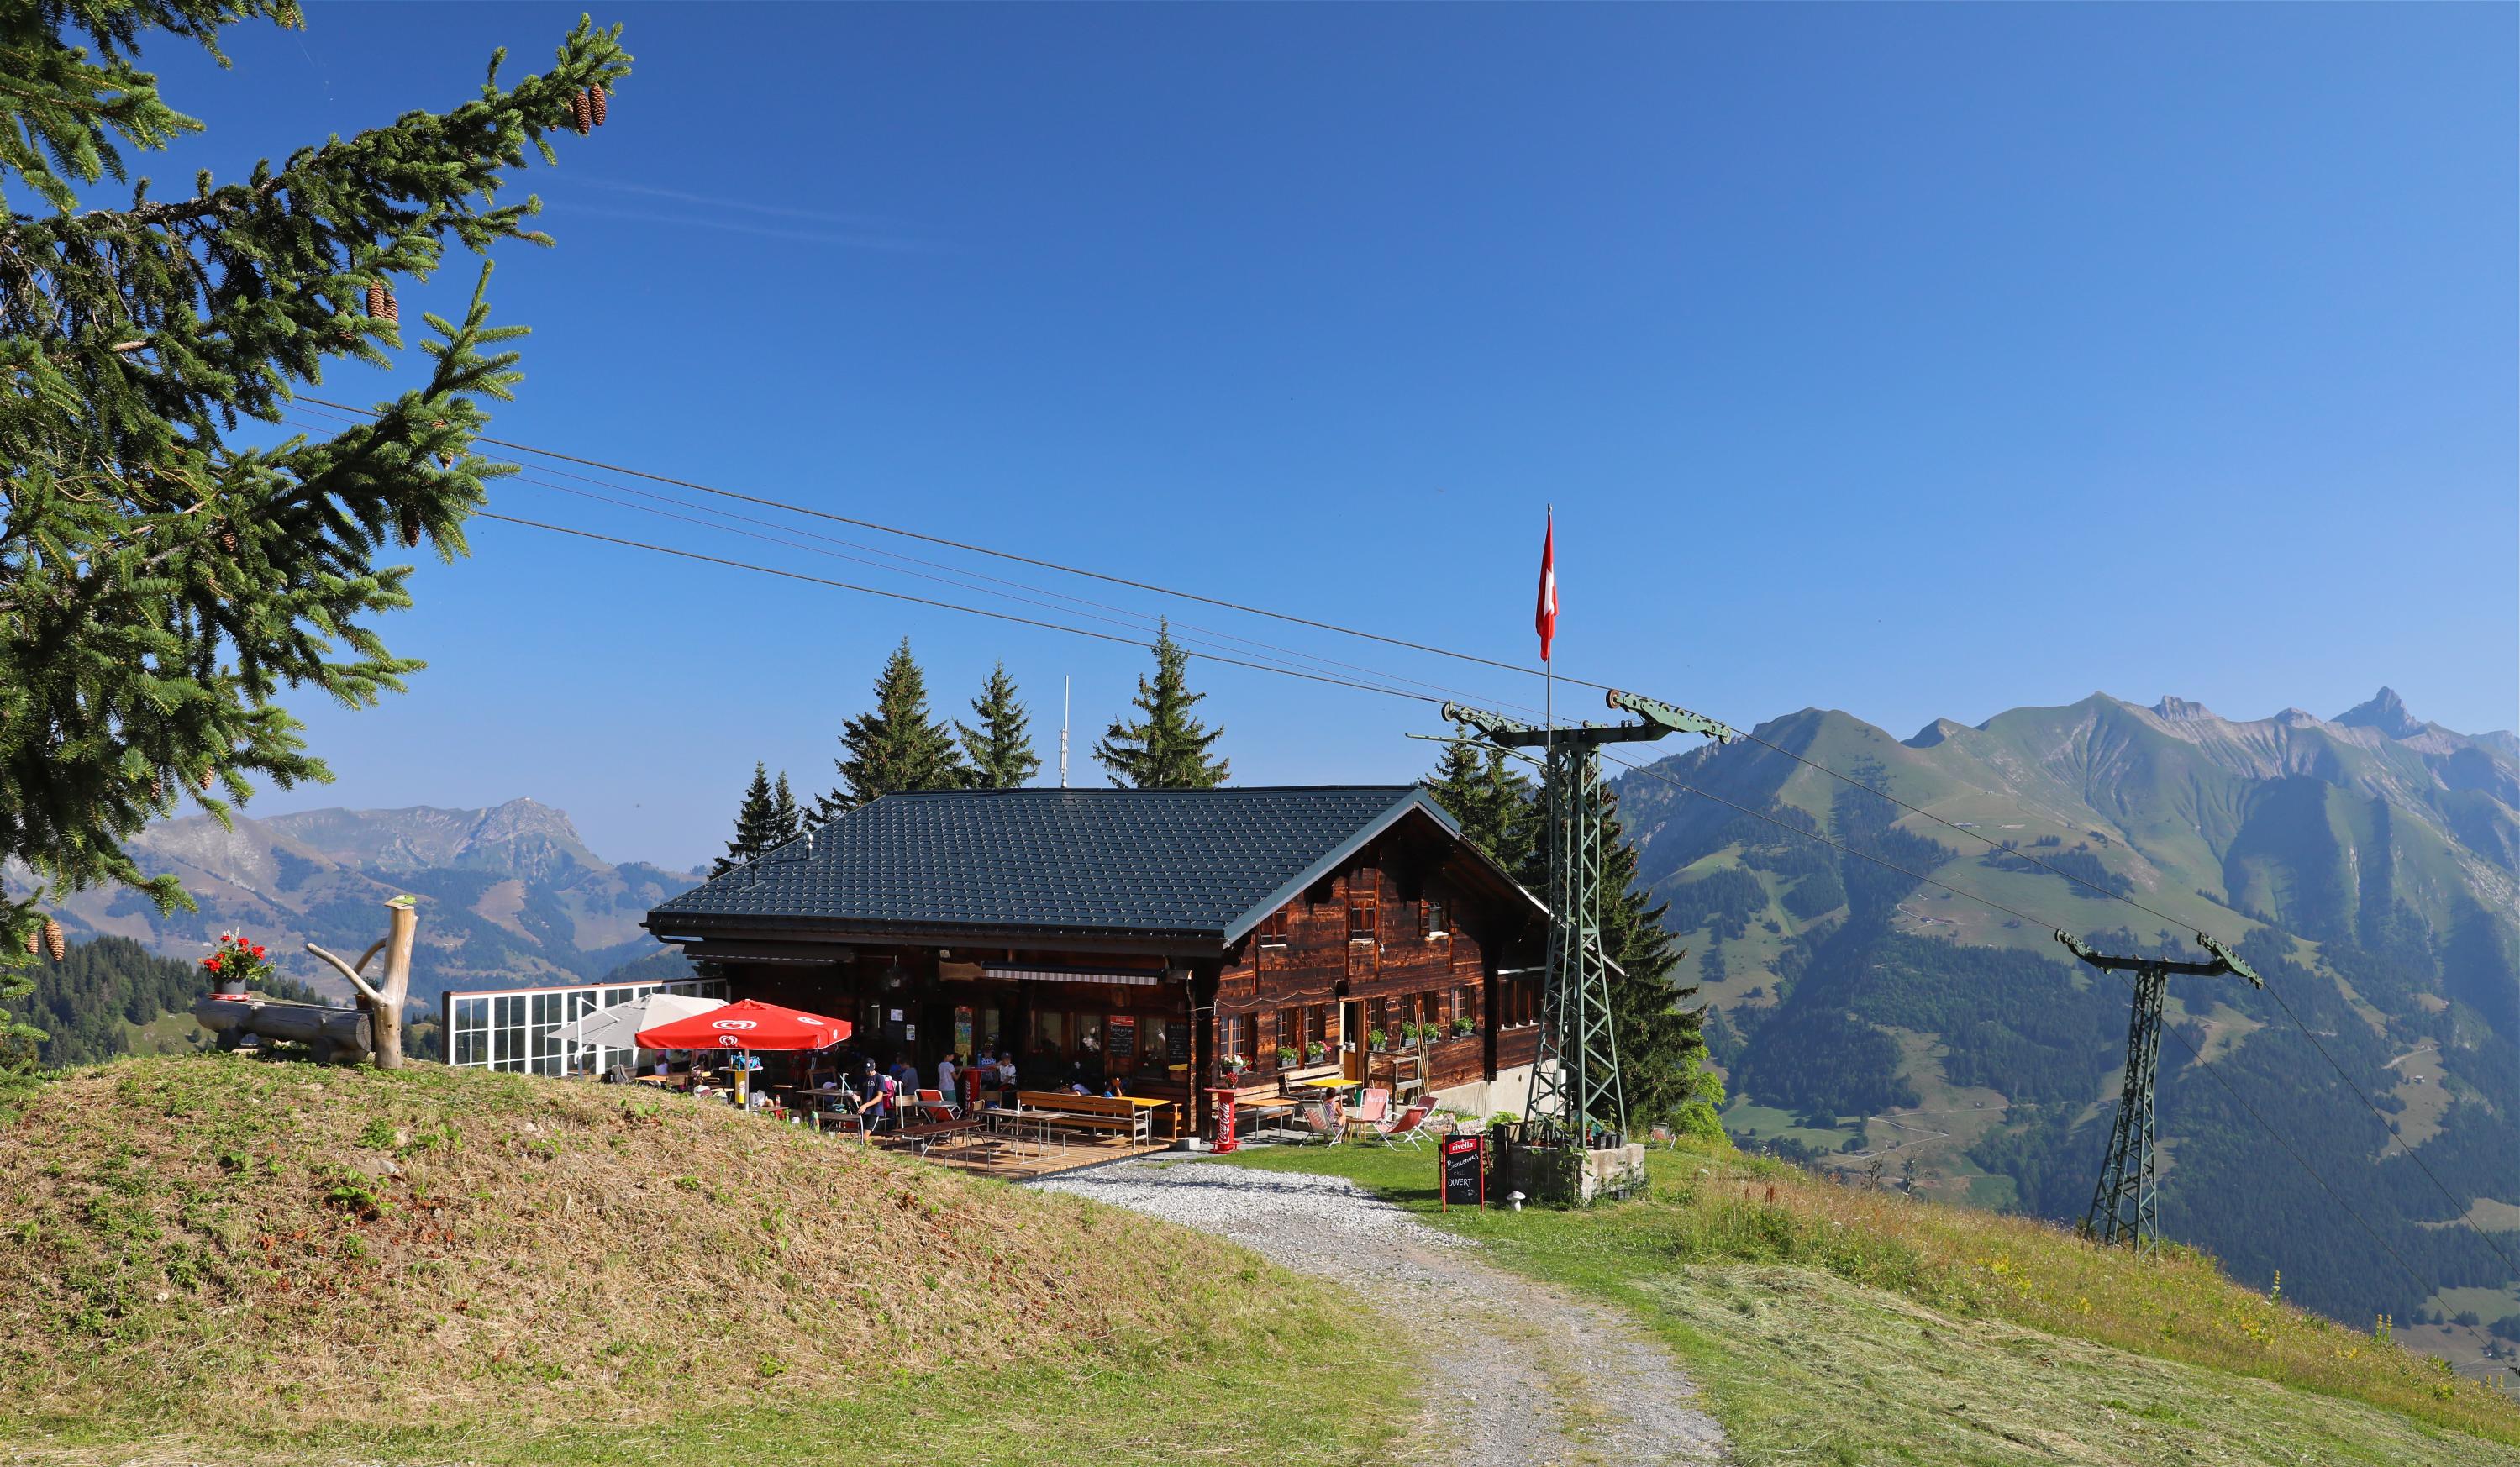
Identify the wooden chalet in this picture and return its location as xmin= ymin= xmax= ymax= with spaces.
xmin=641 ymin=786 xmax=1549 ymax=1134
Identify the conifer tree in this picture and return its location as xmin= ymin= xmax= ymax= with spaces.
xmin=1094 ymin=620 xmax=1228 ymax=789
xmin=713 ymin=764 xmax=777 ymax=877
xmin=1423 ymin=732 xmax=1537 ymax=877
xmin=768 ymin=770 xmax=804 ymax=844
xmin=818 ymin=639 xmax=964 ymax=818
xmin=0 ymin=3 xmax=629 ymax=1071
xmin=956 ymin=661 xmax=1039 ymax=789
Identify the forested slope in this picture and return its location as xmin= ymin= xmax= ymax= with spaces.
xmin=1623 ymin=687 xmax=2520 ymax=1375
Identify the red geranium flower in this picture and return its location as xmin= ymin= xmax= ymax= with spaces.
xmin=251 ymin=944 xmax=266 ymax=958
xmin=204 ymin=956 xmax=221 ymax=971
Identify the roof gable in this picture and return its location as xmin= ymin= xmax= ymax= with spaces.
xmin=649 ymin=786 xmax=1529 ymax=943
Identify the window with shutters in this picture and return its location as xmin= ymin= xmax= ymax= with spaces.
xmin=1256 ymin=907 xmax=1290 ymax=947
xmin=1348 ymin=866 xmax=1378 ymax=941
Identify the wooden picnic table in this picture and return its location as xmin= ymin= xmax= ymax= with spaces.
xmin=978 ymin=1104 xmax=1068 ymax=1156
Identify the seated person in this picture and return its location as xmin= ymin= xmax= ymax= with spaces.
xmin=1099 ymin=1077 xmax=1123 ymax=1099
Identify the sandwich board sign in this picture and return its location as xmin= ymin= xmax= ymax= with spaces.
xmin=1441 ymin=1133 xmax=1485 ymax=1210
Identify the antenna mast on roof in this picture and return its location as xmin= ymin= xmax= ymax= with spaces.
xmin=1060 ymin=676 xmax=1071 ymax=788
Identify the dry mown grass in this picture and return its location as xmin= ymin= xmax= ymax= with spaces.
xmin=0 ymin=1056 xmax=1330 ymax=1433
xmin=1215 ymin=1139 xmax=2520 ymax=1453
xmin=1666 ymin=1150 xmax=2520 ymax=1443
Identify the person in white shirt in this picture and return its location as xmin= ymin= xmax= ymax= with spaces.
xmin=937 ymin=1053 xmax=960 ymax=1106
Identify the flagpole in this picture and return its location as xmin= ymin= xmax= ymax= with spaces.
xmin=1544 ymin=502 xmax=1556 ymax=1134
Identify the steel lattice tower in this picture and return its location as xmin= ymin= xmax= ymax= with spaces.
xmin=2056 ymin=930 xmax=2261 ymax=1249
xmin=1445 ymin=690 xmax=1733 ymax=1147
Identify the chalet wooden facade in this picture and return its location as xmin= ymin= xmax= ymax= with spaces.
xmin=641 ymin=786 xmax=1549 ymax=1133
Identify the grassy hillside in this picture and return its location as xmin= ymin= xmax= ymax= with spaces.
xmin=1212 ymin=1142 xmax=2520 ymax=1465
xmin=0 ymin=1056 xmax=1402 ymax=1465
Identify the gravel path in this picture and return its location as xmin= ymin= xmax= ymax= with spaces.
xmin=1034 ymin=1158 xmax=1728 ymax=1466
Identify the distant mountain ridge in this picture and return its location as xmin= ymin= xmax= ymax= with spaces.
xmin=1618 ymin=686 xmax=2520 ymax=1351
xmin=11 ymin=799 xmax=704 ymax=1005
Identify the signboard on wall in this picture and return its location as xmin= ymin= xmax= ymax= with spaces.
xmin=1167 ymin=1023 xmax=1191 ymax=1063
xmin=1107 ymin=1015 xmax=1139 ymax=1062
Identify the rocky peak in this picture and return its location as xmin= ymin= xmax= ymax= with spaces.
xmin=464 ymin=797 xmax=586 ymax=849
xmin=2335 ymin=687 xmax=2425 ymax=739
xmin=2150 ymin=695 xmax=2217 ymax=723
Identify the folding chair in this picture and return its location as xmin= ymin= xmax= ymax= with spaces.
xmin=1374 ymin=1099 xmax=1437 ymax=1149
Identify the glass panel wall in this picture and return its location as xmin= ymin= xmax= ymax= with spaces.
xmin=444 ymin=976 xmax=726 ymax=1075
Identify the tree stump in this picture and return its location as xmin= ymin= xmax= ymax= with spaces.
xmin=306 ymin=896 xmax=419 ymax=1070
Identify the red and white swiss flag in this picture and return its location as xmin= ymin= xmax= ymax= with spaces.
xmin=1534 ymin=512 xmax=1558 ymax=663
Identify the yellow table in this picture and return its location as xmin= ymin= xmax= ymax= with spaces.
xmin=1292 ymin=1077 xmax=1352 ymax=1091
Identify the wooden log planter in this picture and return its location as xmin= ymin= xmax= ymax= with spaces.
xmin=192 ymin=896 xmax=420 ymax=1069
xmin=192 ymin=992 xmax=376 ymax=1065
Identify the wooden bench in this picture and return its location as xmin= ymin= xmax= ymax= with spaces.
xmin=1016 ymin=1091 xmax=1154 ymax=1144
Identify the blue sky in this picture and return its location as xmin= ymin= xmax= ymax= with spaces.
xmin=144 ymin=3 xmax=2516 ymax=868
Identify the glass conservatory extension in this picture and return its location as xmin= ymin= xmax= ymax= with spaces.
xmin=442 ymin=975 xmax=727 ymax=1076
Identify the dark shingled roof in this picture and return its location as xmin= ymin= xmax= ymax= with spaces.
xmin=650 ymin=786 xmax=1494 ymax=944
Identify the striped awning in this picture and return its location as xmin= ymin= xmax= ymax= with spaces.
xmin=981 ymin=965 xmax=1167 ymax=988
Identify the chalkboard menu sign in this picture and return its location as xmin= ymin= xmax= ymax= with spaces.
xmin=1107 ymin=1015 xmax=1139 ymax=1062
xmin=1441 ymin=1134 xmax=1486 ymax=1210
xmin=1166 ymin=1021 xmax=1191 ymax=1063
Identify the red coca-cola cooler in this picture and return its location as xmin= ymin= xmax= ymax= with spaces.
xmin=1208 ymin=1087 xmax=1239 ymax=1154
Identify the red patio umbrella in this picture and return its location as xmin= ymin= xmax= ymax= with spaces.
xmin=635 ymin=998 xmax=851 ymax=1051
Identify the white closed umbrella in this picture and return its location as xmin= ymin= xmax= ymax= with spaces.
xmin=552 ymin=992 xmax=725 ymax=1049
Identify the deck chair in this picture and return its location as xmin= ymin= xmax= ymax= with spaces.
xmin=1297 ymin=1097 xmax=1344 ymax=1145
xmin=914 ymin=1087 xmax=960 ymax=1122
xmin=1374 ymin=1099 xmax=1436 ymax=1149
xmin=1353 ymin=1088 xmax=1391 ymax=1125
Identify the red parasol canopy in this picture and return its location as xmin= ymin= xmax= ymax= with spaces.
xmin=636 ymin=998 xmax=852 ymax=1052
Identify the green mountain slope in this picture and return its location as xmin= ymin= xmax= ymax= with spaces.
xmin=3 ymin=801 xmax=703 ymax=1006
xmin=1619 ymin=688 xmax=2520 ymax=1375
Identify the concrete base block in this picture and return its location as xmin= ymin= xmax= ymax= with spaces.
xmin=1497 ymin=1138 xmax=1648 ymax=1207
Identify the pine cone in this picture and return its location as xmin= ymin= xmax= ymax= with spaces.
xmin=399 ymin=507 xmax=423 ymax=549
xmin=383 ymin=293 xmax=399 ymax=323
xmin=589 ymin=83 xmax=608 ymax=126
xmin=43 ymin=918 xmax=64 ymax=962
xmin=20 ymin=927 xmax=35 ymax=956
xmin=198 ymin=769 xmax=214 ymax=791
xmin=571 ymin=90 xmax=592 ymax=135
xmin=220 ymin=526 xmax=239 ymax=554
xmin=367 ymin=281 xmax=389 ymax=318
